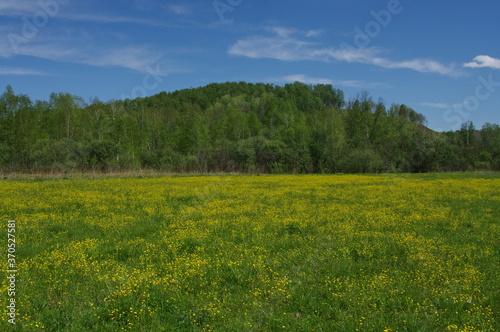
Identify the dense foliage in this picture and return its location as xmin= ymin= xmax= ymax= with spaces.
xmin=0 ymin=82 xmax=499 ymax=173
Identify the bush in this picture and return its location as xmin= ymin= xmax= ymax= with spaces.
xmin=340 ymin=148 xmax=385 ymax=173
xmin=31 ymin=139 xmax=84 ymax=172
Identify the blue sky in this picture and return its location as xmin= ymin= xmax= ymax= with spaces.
xmin=1 ymin=0 xmax=499 ymax=131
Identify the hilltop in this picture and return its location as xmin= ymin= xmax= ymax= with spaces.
xmin=0 ymin=82 xmax=498 ymax=173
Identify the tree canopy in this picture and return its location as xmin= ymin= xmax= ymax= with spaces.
xmin=0 ymin=82 xmax=498 ymax=173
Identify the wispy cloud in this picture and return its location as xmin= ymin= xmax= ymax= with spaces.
xmin=60 ymin=13 xmax=164 ymax=26
xmin=0 ymin=0 xmax=38 ymax=15
xmin=371 ymin=58 xmax=461 ymax=77
xmin=3 ymin=36 xmax=167 ymax=74
xmin=269 ymin=27 xmax=297 ymax=38
xmin=169 ymin=5 xmax=191 ymax=16
xmin=58 ymin=11 xmax=198 ymax=30
xmin=0 ymin=11 xmax=183 ymax=76
xmin=305 ymin=30 xmax=323 ymax=38
xmin=131 ymin=0 xmax=152 ymax=11
xmin=229 ymin=36 xmax=315 ymax=61
xmin=0 ymin=1 xmax=188 ymax=28
xmin=229 ymin=27 xmax=463 ymax=77
xmin=279 ymin=74 xmax=334 ymax=85
xmin=419 ymin=102 xmax=462 ymax=109
xmin=275 ymin=74 xmax=387 ymax=89
xmin=0 ymin=33 xmax=14 ymax=58
xmin=0 ymin=67 xmax=51 ymax=76
xmin=464 ymin=55 xmax=500 ymax=70
xmin=79 ymin=47 xmax=163 ymax=73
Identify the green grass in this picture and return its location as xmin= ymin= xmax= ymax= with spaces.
xmin=1 ymin=173 xmax=499 ymax=331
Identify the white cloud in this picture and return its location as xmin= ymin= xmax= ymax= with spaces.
xmin=371 ymin=58 xmax=461 ymax=77
xmin=279 ymin=74 xmax=333 ymax=85
xmin=60 ymin=13 xmax=164 ymax=26
xmin=0 ymin=67 xmax=51 ymax=76
xmin=305 ymin=30 xmax=323 ymax=38
xmin=464 ymin=55 xmax=500 ymax=70
xmin=419 ymin=102 xmax=462 ymax=109
xmin=0 ymin=1 xmax=182 ymax=27
xmin=0 ymin=17 xmax=180 ymax=75
xmin=0 ymin=0 xmax=38 ymax=15
xmin=274 ymin=74 xmax=387 ymax=89
xmin=131 ymin=0 xmax=151 ymax=11
xmin=228 ymin=33 xmax=377 ymax=64
xmin=80 ymin=47 xmax=163 ymax=73
xmin=0 ymin=34 xmax=13 ymax=58
xmin=229 ymin=27 xmax=463 ymax=77
xmin=58 ymin=11 xmax=197 ymax=30
xmin=229 ymin=36 xmax=315 ymax=61
xmin=169 ymin=5 xmax=191 ymax=16
xmin=270 ymin=27 xmax=297 ymax=38
xmin=3 ymin=36 xmax=168 ymax=74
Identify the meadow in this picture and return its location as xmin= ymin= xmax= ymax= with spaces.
xmin=1 ymin=173 xmax=499 ymax=331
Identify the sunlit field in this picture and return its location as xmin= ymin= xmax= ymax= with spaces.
xmin=1 ymin=173 xmax=499 ymax=331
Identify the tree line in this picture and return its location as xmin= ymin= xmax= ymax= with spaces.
xmin=0 ymin=82 xmax=499 ymax=173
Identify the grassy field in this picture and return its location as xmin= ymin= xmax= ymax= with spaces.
xmin=1 ymin=173 xmax=499 ymax=331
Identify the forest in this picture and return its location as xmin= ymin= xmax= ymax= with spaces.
xmin=0 ymin=82 xmax=499 ymax=173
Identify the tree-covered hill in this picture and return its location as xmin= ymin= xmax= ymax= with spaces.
xmin=0 ymin=82 xmax=499 ymax=173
